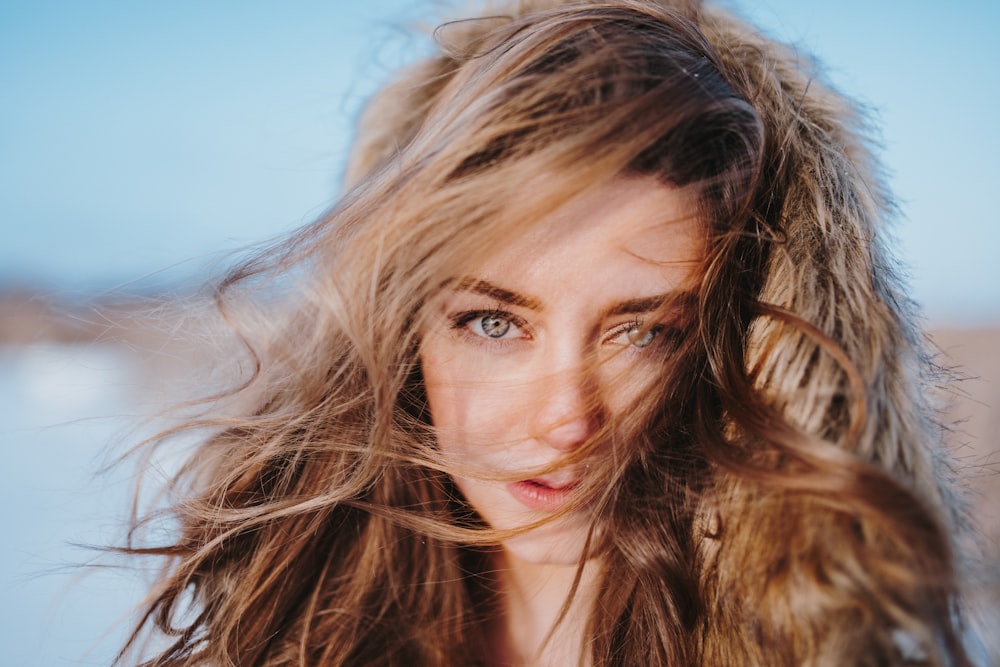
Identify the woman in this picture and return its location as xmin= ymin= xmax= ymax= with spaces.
xmin=119 ymin=0 xmax=978 ymax=665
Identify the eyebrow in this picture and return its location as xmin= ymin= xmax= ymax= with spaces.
xmin=454 ymin=278 xmax=681 ymax=319
xmin=454 ymin=279 xmax=543 ymax=310
xmin=603 ymin=294 xmax=677 ymax=318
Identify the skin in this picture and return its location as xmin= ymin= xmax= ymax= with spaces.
xmin=420 ymin=176 xmax=704 ymax=665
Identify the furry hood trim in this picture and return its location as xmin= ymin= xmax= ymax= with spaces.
xmin=346 ymin=0 xmax=959 ymax=519
xmin=344 ymin=1 xmax=974 ymax=663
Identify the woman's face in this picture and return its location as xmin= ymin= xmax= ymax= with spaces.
xmin=420 ymin=176 xmax=703 ymax=566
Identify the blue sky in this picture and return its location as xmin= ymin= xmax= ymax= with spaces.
xmin=1 ymin=0 xmax=998 ymax=324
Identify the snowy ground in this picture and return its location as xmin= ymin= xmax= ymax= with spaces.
xmin=0 ymin=343 xmax=154 ymax=666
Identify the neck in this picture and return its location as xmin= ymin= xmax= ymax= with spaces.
xmin=488 ymin=551 xmax=600 ymax=667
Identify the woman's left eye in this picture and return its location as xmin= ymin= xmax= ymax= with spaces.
xmin=608 ymin=322 xmax=663 ymax=349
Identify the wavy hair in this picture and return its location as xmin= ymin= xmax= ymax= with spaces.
xmin=118 ymin=1 xmax=974 ymax=665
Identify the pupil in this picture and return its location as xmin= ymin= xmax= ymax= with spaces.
xmin=481 ymin=315 xmax=510 ymax=338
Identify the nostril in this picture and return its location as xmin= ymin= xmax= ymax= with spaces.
xmin=537 ymin=413 xmax=596 ymax=451
xmin=532 ymin=365 xmax=600 ymax=449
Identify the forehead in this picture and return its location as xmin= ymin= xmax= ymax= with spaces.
xmin=476 ymin=176 xmax=703 ymax=284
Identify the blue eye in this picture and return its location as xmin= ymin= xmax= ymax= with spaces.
xmin=628 ymin=325 xmax=658 ymax=348
xmin=451 ymin=309 xmax=524 ymax=342
xmin=608 ymin=321 xmax=663 ymax=349
xmin=479 ymin=314 xmax=511 ymax=338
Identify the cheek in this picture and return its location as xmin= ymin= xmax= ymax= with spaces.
xmin=420 ymin=343 xmax=498 ymax=463
xmin=596 ymin=353 xmax=667 ymax=417
xmin=420 ymin=346 xmax=460 ymax=445
xmin=420 ymin=341 xmax=531 ymax=459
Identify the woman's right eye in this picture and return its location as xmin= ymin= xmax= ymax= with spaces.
xmin=452 ymin=310 xmax=525 ymax=341
xmin=476 ymin=314 xmax=512 ymax=338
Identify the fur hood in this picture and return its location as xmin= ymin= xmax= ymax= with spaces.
xmin=344 ymin=1 xmax=971 ymax=663
xmin=347 ymin=0 xmax=960 ymax=516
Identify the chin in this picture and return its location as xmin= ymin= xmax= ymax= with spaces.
xmin=498 ymin=515 xmax=596 ymax=567
xmin=453 ymin=476 xmax=599 ymax=566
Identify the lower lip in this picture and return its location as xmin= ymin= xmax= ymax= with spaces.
xmin=506 ymin=480 xmax=577 ymax=511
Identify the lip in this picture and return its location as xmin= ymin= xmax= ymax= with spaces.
xmin=506 ymin=478 xmax=580 ymax=511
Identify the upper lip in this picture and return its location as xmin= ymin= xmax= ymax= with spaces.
xmin=526 ymin=472 xmax=581 ymax=490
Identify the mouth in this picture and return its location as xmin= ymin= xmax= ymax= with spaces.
xmin=506 ymin=477 xmax=581 ymax=511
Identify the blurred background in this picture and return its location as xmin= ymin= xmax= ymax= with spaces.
xmin=2 ymin=0 xmax=997 ymax=664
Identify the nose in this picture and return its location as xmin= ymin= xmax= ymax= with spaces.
xmin=533 ymin=366 xmax=600 ymax=451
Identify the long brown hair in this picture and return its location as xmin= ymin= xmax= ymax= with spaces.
xmin=118 ymin=1 xmax=974 ymax=665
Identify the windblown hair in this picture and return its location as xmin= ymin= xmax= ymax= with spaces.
xmin=119 ymin=1 xmax=975 ymax=665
